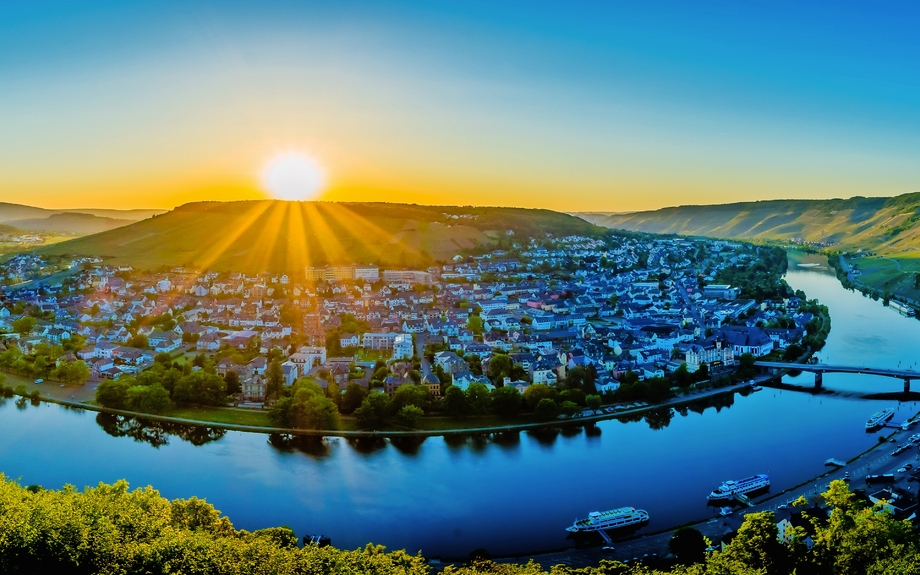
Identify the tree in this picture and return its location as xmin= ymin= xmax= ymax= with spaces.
xmin=12 ymin=316 xmax=36 ymax=335
xmin=585 ymin=394 xmax=602 ymax=413
xmin=95 ymin=379 xmax=130 ymax=409
xmin=440 ymin=385 xmax=469 ymax=417
xmin=52 ymin=360 xmax=91 ymax=385
xmin=224 ymin=371 xmax=241 ymax=395
xmin=559 ymin=400 xmax=580 ymax=417
xmin=669 ymin=526 xmax=707 ymax=564
xmin=340 ymin=383 xmax=367 ymax=415
xmin=522 ymin=384 xmax=556 ymax=409
xmin=695 ymin=363 xmax=709 ymax=382
xmin=391 ymin=385 xmax=431 ymax=412
xmin=354 ymin=393 xmax=392 ymax=428
xmin=266 ymin=359 xmax=284 ymax=400
xmin=467 ymin=314 xmax=484 ymax=335
xmin=673 ymin=363 xmax=693 ymax=388
xmin=487 ymin=354 xmax=513 ymax=383
xmin=466 ymin=382 xmax=491 ymax=415
xmin=126 ymin=384 xmax=173 ymax=414
xmin=489 ymin=386 xmax=522 ymax=416
xmin=738 ymin=353 xmax=756 ymax=377
xmin=722 ymin=511 xmax=785 ymax=575
xmin=395 ymin=405 xmax=423 ymax=427
xmin=533 ymin=398 xmax=559 ymax=420
xmin=173 ymin=371 xmax=227 ymax=406
xmin=782 ymin=343 xmax=804 ymax=362
xmin=297 ymin=391 xmax=340 ymax=430
xmin=127 ymin=334 xmax=149 ymax=349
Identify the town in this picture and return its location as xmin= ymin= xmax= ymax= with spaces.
xmin=0 ymin=233 xmax=823 ymax=429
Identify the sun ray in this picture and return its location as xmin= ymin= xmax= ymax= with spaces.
xmin=302 ymin=202 xmax=348 ymax=266
xmin=321 ymin=203 xmax=423 ymax=265
xmin=191 ymin=201 xmax=274 ymax=272
xmin=241 ymin=201 xmax=289 ymax=273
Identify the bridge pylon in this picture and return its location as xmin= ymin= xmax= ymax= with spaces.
xmin=814 ymin=371 xmax=823 ymax=388
xmin=905 ymin=378 xmax=911 ymax=394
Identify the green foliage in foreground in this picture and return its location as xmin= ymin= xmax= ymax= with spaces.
xmin=0 ymin=473 xmax=427 ymax=574
xmin=1 ymin=477 xmax=919 ymax=575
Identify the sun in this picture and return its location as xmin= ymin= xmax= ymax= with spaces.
xmin=260 ymin=151 xmax=325 ymax=201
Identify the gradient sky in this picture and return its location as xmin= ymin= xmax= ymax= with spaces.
xmin=2 ymin=0 xmax=920 ymax=212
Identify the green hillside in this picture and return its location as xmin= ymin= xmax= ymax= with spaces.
xmin=40 ymin=200 xmax=602 ymax=272
xmin=579 ymin=192 xmax=920 ymax=303
xmin=579 ymin=193 xmax=920 ymax=253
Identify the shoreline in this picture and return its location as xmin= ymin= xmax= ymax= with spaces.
xmin=27 ymin=378 xmax=760 ymax=438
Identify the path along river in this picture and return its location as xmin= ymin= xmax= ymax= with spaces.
xmin=1 ymin=254 xmax=919 ymax=558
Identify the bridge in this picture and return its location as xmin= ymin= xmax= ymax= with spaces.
xmin=755 ymin=361 xmax=920 ymax=393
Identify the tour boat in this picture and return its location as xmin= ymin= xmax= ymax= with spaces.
xmin=707 ymin=475 xmax=770 ymax=501
xmin=565 ymin=507 xmax=650 ymax=533
xmin=865 ymin=409 xmax=895 ymax=430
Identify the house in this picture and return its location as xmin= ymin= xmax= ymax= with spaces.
xmin=197 ymin=333 xmax=221 ymax=351
xmin=339 ymin=333 xmax=361 ymax=348
xmin=434 ymin=351 xmax=468 ymax=375
xmin=393 ymin=333 xmax=413 ymax=360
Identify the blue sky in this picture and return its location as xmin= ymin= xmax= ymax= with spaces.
xmin=1 ymin=0 xmax=919 ymax=210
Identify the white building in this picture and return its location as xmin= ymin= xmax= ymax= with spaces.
xmin=393 ymin=333 xmax=413 ymax=360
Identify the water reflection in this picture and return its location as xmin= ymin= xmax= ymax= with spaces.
xmin=268 ymin=433 xmax=332 ymax=459
xmin=644 ymin=407 xmax=674 ymax=430
xmin=95 ymin=413 xmax=226 ymax=447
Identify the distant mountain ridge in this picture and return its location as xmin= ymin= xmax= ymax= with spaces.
xmin=0 ymin=202 xmax=163 ymax=235
xmin=39 ymin=200 xmax=604 ymax=273
xmin=578 ymin=192 xmax=920 ymax=255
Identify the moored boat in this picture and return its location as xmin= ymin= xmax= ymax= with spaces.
xmin=708 ymin=474 xmax=770 ymax=501
xmin=565 ymin=507 xmax=649 ymax=533
xmin=866 ymin=408 xmax=895 ymax=430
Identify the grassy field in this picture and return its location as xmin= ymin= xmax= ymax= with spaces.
xmin=164 ymin=406 xmax=274 ymax=427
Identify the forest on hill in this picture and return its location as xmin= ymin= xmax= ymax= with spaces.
xmin=39 ymin=201 xmax=603 ymax=273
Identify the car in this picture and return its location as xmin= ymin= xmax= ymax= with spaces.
xmin=604 ymin=407 xmax=615 ymax=413
xmin=34 ymin=378 xmax=43 ymax=384
xmin=891 ymin=438 xmax=898 ymax=443
xmin=59 ymin=384 xmax=65 ymax=388
xmin=777 ymin=503 xmax=788 ymax=509
xmin=898 ymin=467 xmax=908 ymax=473
xmin=909 ymin=476 xmax=919 ymax=483
xmin=905 ymin=464 xmax=913 ymax=470
xmin=601 ymin=546 xmax=615 ymax=552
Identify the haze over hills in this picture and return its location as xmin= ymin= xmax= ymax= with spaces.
xmin=8 ymin=213 xmax=136 ymax=235
xmin=0 ymin=203 xmax=164 ymax=235
xmin=578 ymin=192 xmax=920 ymax=256
xmin=39 ymin=200 xmax=603 ymax=273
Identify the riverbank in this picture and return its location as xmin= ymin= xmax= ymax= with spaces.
xmin=485 ymin=403 xmax=920 ymax=570
xmin=21 ymin=377 xmax=763 ymax=438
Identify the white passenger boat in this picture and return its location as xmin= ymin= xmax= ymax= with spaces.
xmin=707 ymin=475 xmax=770 ymax=501
xmin=565 ymin=507 xmax=649 ymax=533
xmin=866 ymin=408 xmax=895 ymax=430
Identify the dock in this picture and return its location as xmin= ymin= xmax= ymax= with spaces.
xmin=597 ymin=529 xmax=614 ymax=546
xmin=733 ymin=492 xmax=754 ymax=507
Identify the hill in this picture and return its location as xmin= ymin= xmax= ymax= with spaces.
xmin=578 ymin=192 xmax=920 ymax=304
xmin=40 ymin=200 xmax=603 ymax=272
xmin=8 ymin=213 xmax=135 ymax=235
xmin=0 ymin=202 xmax=163 ymax=235
xmin=578 ymin=193 xmax=920 ymax=254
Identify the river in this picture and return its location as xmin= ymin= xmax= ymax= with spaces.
xmin=0 ymin=255 xmax=918 ymax=558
